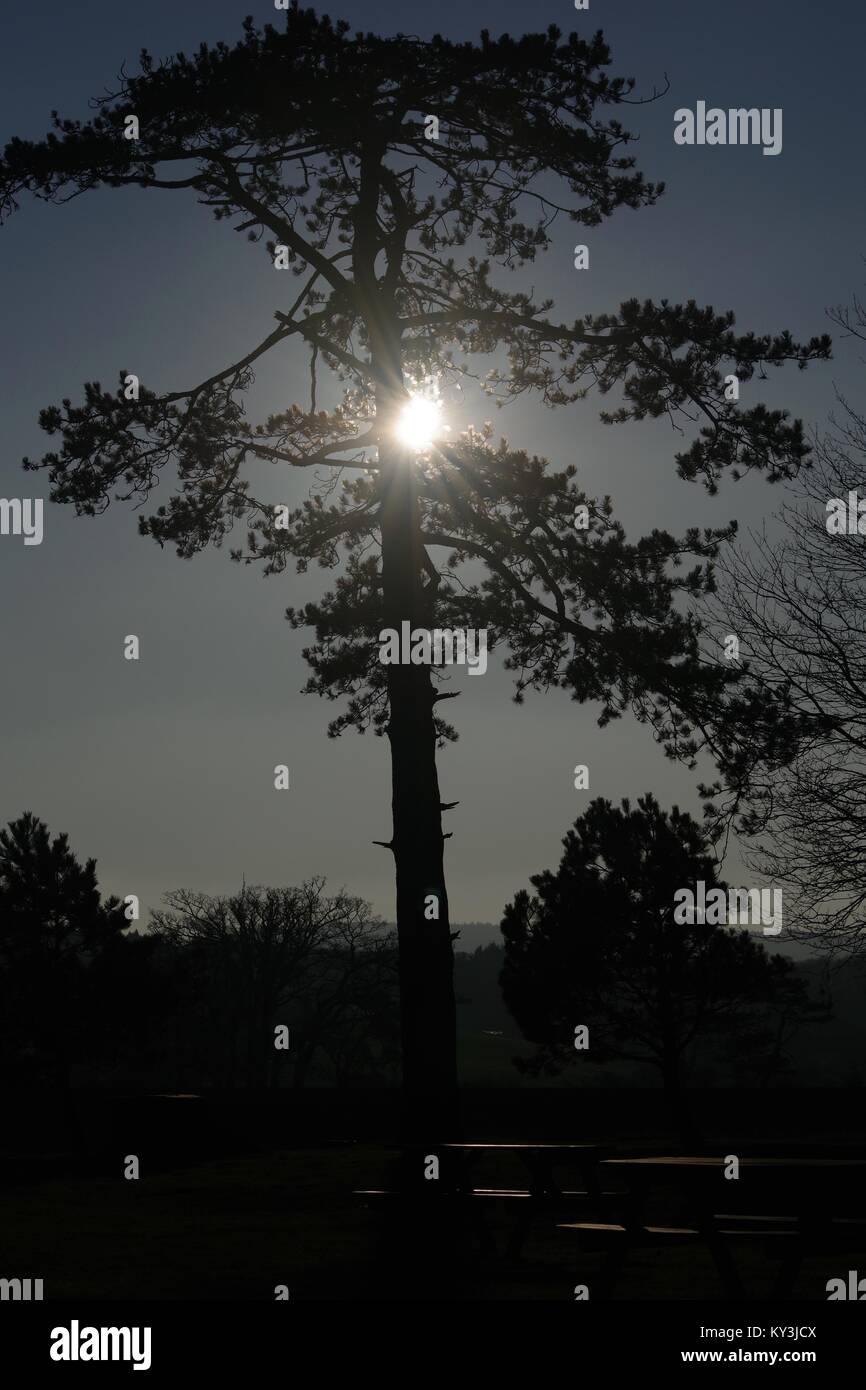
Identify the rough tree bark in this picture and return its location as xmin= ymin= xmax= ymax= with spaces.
xmin=356 ymin=142 xmax=459 ymax=1139
xmin=376 ymin=355 xmax=459 ymax=1141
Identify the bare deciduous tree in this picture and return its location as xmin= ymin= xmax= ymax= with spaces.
xmin=705 ymin=293 xmax=866 ymax=956
xmin=151 ymin=878 xmax=397 ymax=1086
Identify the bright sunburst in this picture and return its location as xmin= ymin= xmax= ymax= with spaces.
xmin=394 ymin=394 xmax=443 ymax=453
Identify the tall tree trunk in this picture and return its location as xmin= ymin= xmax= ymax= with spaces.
xmin=373 ymin=333 xmax=460 ymax=1143
xmin=353 ymin=134 xmax=459 ymax=1140
xmin=660 ymin=1048 xmax=702 ymax=1149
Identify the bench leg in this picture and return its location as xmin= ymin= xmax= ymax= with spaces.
xmin=705 ymin=1232 xmax=747 ymax=1301
xmin=770 ymin=1248 xmax=802 ymax=1300
xmin=504 ymin=1206 xmax=535 ymax=1261
xmin=595 ymin=1240 xmax=629 ymax=1300
xmin=465 ymin=1203 xmax=498 ymax=1258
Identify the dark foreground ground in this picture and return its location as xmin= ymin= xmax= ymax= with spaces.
xmin=4 ymin=1145 xmax=866 ymax=1301
xmin=1 ymin=1089 xmax=864 ymax=1301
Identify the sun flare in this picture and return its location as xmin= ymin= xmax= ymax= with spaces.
xmin=394 ymin=395 xmax=443 ymax=453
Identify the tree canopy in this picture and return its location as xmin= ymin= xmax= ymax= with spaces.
xmin=0 ymin=10 xmax=830 ymax=743
xmin=500 ymin=795 xmax=819 ymax=1109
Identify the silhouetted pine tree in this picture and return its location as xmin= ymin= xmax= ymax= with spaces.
xmin=501 ymin=795 xmax=823 ymax=1139
xmin=0 ymin=812 xmax=131 ymax=1084
xmin=0 ymin=8 xmax=829 ymax=1130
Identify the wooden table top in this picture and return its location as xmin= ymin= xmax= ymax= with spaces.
xmin=603 ymin=1156 xmax=866 ymax=1168
xmin=441 ymin=1142 xmax=604 ymax=1152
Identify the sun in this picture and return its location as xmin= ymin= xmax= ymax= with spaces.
xmin=394 ymin=394 xmax=443 ymax=453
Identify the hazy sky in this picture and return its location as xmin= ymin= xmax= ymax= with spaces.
xmin=1 ymin=0 xmax=864 ymax=931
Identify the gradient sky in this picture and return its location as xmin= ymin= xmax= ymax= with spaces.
xmin=1 ymin=0 xmax=864 ymax=934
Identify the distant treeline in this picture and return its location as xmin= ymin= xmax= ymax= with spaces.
xmin=0 ymin=807 xmax=848 ymax=1091
xmin=456 ymin=942 xmax=864 ymax=1090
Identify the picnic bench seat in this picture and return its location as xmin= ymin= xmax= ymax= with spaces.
xmin=355 ymin=1185 xmax=605 ymax=1259
xmin=355 ymin=1187 xmax=594 ymax=1201
xmin=558 ymin=1218 xmax=799 ymax=1245
xmin=558 ymin=1213 xmax=866 ymax=1299
xmin=558 ymin=1217 xmax=801 ymax=1300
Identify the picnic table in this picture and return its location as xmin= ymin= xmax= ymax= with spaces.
xmin=558 ymin=1155 xmax=866 ymax=1300
xmin=439 ymin=1142 xmax=607 ymax=1198
xmin=356 ymin=1141 xmax=609 ymax=1259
